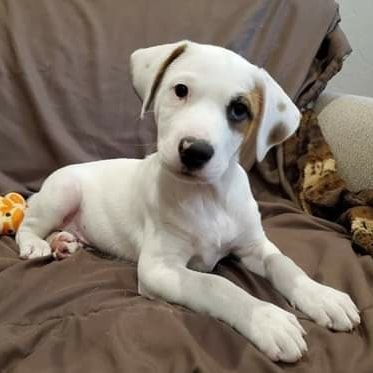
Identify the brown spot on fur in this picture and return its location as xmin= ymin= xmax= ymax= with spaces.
xmin=238 ymin=87 xmax=263 ymax=169
xmin=277 ymin=101 xmax=286 ymax=112
xmin=144 ymin=44 xmax=187 ymax=112
xmin=230 ymin=97 xmax=252 ymax=135
xmin=268 ymin=122 xmax=287 ymax=145
xmin=236 ymin=87 xmax=263 ymax=139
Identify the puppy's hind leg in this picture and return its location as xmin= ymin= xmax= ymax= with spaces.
xmin=47 ymin=231 xmax=84 ymax=260
xmin=16 ymin=171 xmax=82 ymax=259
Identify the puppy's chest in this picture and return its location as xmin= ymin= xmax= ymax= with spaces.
xmin=172 ymin=200 xmax=239 ymax=271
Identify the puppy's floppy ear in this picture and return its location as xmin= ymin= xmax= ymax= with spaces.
xmin=130 ymin=41 xmax=188 ymax=118
xmin=255 ymin=69 xmax=301 ymax=162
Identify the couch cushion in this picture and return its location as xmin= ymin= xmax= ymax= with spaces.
xmin=0 ymin=0 xmax=347 ymax=195
xmin=317 ymin=94 xmax=373 ymax=191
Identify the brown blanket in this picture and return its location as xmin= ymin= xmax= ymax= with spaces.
xmin=1 ymin=1 xmax=372 ymax=372
xmin=283 ymin=110 xmax=373 ymax=256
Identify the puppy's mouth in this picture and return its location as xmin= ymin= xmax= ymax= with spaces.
xmin=171 ymin=166 xmax=201 ymax=182
xmin=159 ymin=158 xmax=207 ymax=183
xmin=180 ymin=167 xmax=197 ymax=177
xmin=158 ymin=152 xmax=223 ymax=184
xmin=168 ymin=165 xmax=223 ymax=186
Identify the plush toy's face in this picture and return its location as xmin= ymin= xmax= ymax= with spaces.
xmin=0 ymin=193 xmax=26 ymax=235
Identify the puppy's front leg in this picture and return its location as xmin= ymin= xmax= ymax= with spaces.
xmin=236 ymin=235 xmax=361 ymax=332
xmin=138 ymin=234 xmax=307 ymax=362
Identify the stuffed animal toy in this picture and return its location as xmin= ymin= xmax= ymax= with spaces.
xmin=0 ymin=193 xmax=27 ymax=236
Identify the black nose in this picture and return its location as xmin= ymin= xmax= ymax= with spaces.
xmin=178 ymin=137 xmax=214 ymax=170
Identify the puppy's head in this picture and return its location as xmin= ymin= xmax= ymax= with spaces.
xmin=131 ymin=41 xmax=300 ymax=183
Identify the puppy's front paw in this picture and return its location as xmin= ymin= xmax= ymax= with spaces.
xmin=19 ymin=238 xmax=52 ymax=259
xmin=245 ymin=303 xmax=307 ymax=362
xmin=291 ymin=277 xmax=360 ymax=331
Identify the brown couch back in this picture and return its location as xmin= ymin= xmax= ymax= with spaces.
xmin=0 ymin=0 xmax=347 ymax=195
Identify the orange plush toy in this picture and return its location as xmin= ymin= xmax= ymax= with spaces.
xmin=0 ymin=193 xmax=27 ymax=236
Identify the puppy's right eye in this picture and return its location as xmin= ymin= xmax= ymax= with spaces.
xmin=174 ymin=84 xmax=189 ymax=98
xmin=227 ymin=97 xmax=252 ymax=123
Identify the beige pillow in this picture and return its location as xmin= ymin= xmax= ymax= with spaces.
xmin=317 ymin=94 xmax=373 ymax=192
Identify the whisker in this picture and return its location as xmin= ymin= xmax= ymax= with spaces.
xmin=136 ymin=110 xmax=155 ymax=122
xmin=126 ymin=142 xmax=157 ymax=148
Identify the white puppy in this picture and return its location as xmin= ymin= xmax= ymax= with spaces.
xmin=16 ymin=41 xmax=360 ymax=362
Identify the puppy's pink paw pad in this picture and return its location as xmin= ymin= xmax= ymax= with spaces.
xmin=53 ymin=231 xmax=77 ymax=243
xmin=48 ymin=231 xmax=82 ymax=260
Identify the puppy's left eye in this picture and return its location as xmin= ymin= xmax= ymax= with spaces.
xmin=227 ymin=98 xmax=251 ymax=122
xmin=174 ymin=84 xmax=189 ymax=98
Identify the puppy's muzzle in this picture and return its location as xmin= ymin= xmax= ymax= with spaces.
xmin=178 ymin=137 xmax=214 ymax=171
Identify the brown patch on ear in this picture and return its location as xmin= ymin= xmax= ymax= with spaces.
xmin=239 ymin=87 xmax=263 ymax=170
xmin=144 ymin=44 xmax=187 ymax=112
xmin=277 ymin=101 xmax=286 ymax=112
xmin=268 ymin=122 xmax=287 ymax=145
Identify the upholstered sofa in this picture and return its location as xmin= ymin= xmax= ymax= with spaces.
xmin=0 ymin=1 xmax=372 ymax=372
